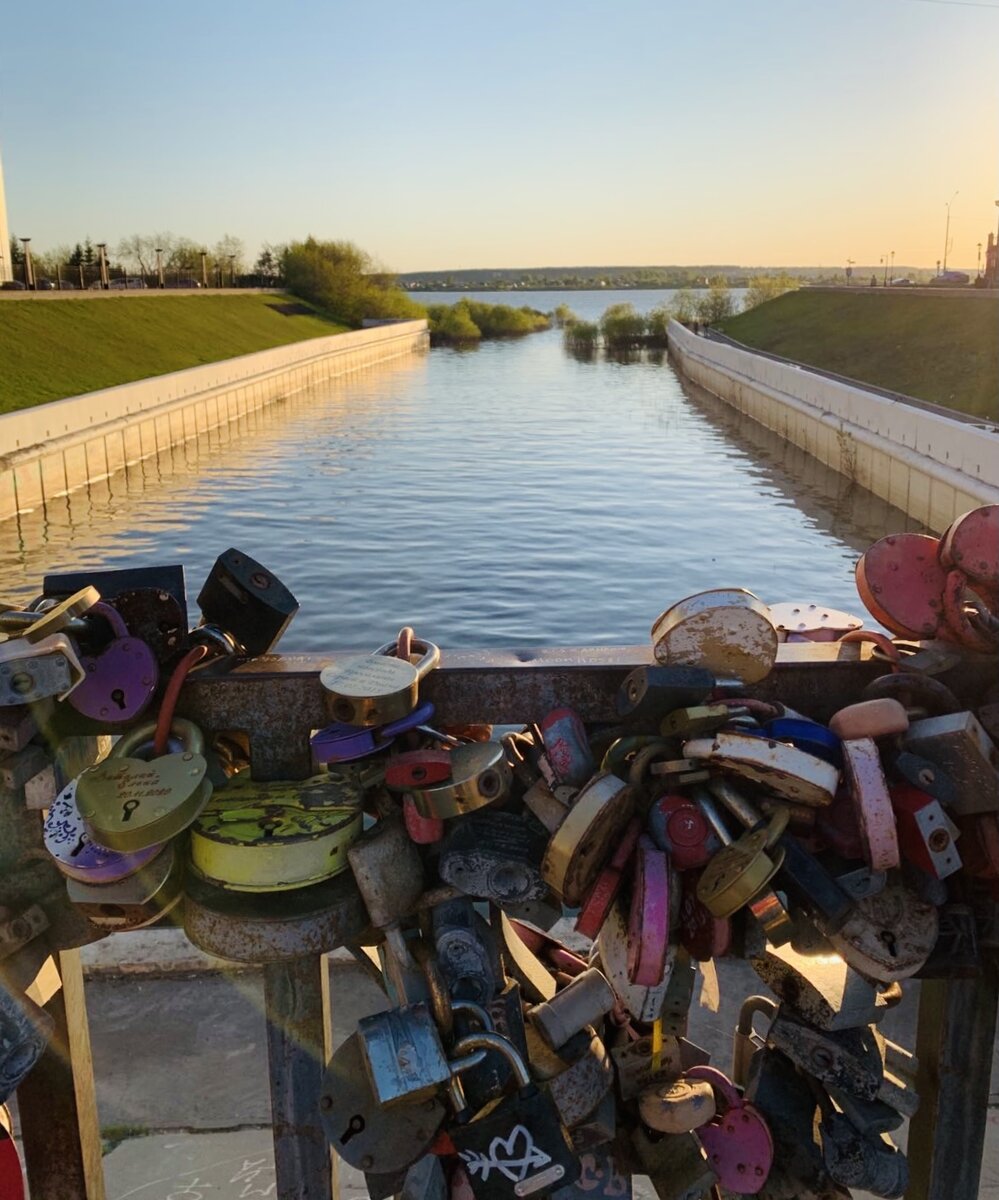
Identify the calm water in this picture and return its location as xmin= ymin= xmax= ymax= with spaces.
xmin=0 ymin=291 xmax=913 ymax=650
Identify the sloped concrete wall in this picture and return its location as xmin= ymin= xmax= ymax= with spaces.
xmin=0 ymin=321 xmax=429 ymax=522
xmin=667 ymin=320 xmax=999 ymax=531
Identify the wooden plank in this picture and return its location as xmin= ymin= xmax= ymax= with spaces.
xmin=907 ymin=966 xmax=999 ymax=1200
xmin=17 ymin=949 xmax=105 ymax=1200
xmin=264 ymin=955 xmax=334 ymax=1200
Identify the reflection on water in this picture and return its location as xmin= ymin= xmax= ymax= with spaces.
xmin=0 ymin=309 xmax=911 ymax=651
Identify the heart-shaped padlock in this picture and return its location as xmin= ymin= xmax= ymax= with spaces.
xmin=44 ymin=776 xmax=163 ymax=883
xmin=67 ymin=601 xmax=159 ymax=722
xmin=76 ymin=718 xmax=212 ymax=852
xmin=687 ymin=1064 xmax=774 ymax=1194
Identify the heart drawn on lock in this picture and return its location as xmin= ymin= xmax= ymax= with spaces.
xmin=459 ymin=1125 xmax=553 ymax=1183
xmin=77 ymin=753 xmax=210 ymax=851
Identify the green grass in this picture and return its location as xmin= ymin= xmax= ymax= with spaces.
xmin=0 ymin=294 xmax=349 ymax=414
xmin=718 ymin=290 xmax=998 ymax=420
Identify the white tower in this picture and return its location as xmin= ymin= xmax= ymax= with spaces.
xmin=0 ymin=148 xmax=11 ymax=283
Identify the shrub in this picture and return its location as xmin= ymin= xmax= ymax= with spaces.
xmin=743 ymin=273 xmax=799 ymax=312
xmin=669 ymin=289 xmax=699 ymax=324
xmin=696 ymin=280 xmax=734 ymax=325
xmin=562 ymin=319 xmax=599 ymax=350
xmin=427 ymin=301 xmax=482 ymax=344
xmin=600 ymin=303 xmax=647 ymax=348
xmin=553 ymin=303 xmax=578 ymax=328
xmin=281 ymin=237 xmax=424 ymax=327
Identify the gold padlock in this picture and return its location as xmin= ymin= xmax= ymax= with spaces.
xmin=404 ymin=741 xmax=511 ymax=820
xmin=696 ymin=809 xmax=788 ymax=919
xmin=541 ymin=773 xmax=636 ymax=906
xmin=76 ymin=719 xmax=212 ymax=853
xmin=319 ymin=637 xmax=440 ymax=727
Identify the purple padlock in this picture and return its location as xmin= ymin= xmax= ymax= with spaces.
xmin=687 ymin=1064 xmax=774 ymax=1194
xmin=67 ymin=601 xmax=159 ymax=722
xmin=311 ymin=701 xmax=436 ymax=764
xmin=43 ymin=777 xmax=163 ymax=884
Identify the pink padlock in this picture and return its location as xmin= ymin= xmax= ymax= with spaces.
xmin=540 ymin=707 xmax=595 ymax=790
xmin=687 ymin=1064 xmax=774 ymax=1195
xmin=403 ymin=794 xmax=444 ymax=844
xmin=939 ymin=504 xmax=999 ymax=587
xmin=840 ymin=738 xmax=900 ymax=871
xmin=678 ymin=873 xmax=731 ymax=962
xmin=626 ymin=835 xmax=670 ymax=986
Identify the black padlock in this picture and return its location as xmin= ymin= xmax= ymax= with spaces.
xmin=195 ymin=548 xmax=298 ymax=656
xmin=0 ymin=982 xmax=54 ymax=1104
xmin=818 ymin=1102 xmax=908 ymax=1198
xmin=457 ymin=981 xmax=531 ymax=1115
xmin=439 ymin=811 xmax=550 ymax=904
xmin=450 ymin=1031 xmax=581 ymax=1200
xmin=615 ymin=665 xmax=715 ymax=731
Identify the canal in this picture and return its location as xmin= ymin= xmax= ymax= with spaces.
xmin=0 ymin=290 xmax=912 ymax=648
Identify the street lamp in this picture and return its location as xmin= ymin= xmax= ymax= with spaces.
xmin=889 ymin=250 xmax=895 ymax=284
xmin=942 ymin=191 xmax=958 ymax=273
xmin=228 ymin=254 xmax=236 ymax=288
xmin=19 ymin=237 xmax=34 ymax=289
xmin=96 ymin=242 xmax=109 ymax=289
xmin=200 ymin=249 xmax=208 ymax=289
xmin=155 ymin=247 xmax=165 ymax=289
xmin=880 ymin=255 xmax=887 ymax=287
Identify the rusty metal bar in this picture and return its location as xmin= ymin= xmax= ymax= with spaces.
xmin=263 ymin=955 xmax=335 ymax=1200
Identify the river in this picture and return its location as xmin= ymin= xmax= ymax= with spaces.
xmin=0 ymin=290 xmax=913 ymax=650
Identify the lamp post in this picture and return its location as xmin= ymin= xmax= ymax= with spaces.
xmin=200 ymin=250 xmax=208 ymax=289
xmin=96 ymin=242 xmax=109 ymax=289
xmin=228 ymin=253 xmax=236 ymax=288
xmin=889 ymin=250 xmax=895 ymax=285
xmin=942 ymin=191 xmax=958 ymax=273
xmin=880 ymin=255 xmax=888 ymax=287
xmin=20 ymin=237 xmax=34 ymax=289
xmin=155 ymin=247 xmax=165 ymax=289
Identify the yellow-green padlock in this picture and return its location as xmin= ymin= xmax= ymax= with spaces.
xmin=76 ymin=718 xmax=212 ymax=853
xmin=319 ymin=637 xmax=440 ymax=727
xmin=190 ymin=774 xmax=363 ymax=892
xmin=696 ymin=809 xmax=788 ymax=919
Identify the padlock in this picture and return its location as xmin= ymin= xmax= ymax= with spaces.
xmin=638 ymin=1075 xmax=716 ymax=1134
xmin=0 ymin=633 xmax=85 ymax=704
xmin=540 ymin=708 xmax=595 ymax=789
xmin=545 ymin=1030 xmax=616 ymax=1131
xmin=683 ymin=1064 xmax=773 ymax=1194
xmin=321 ymin=637 xmax=440 ymax=727
xmin=552 ymin=1147 xmax=631 ymax=1200
xmin=450 ymin=1031 xmax=581 ymax=1199
xmin=76 ymin=718 xmax=212 ymax=852
xmin=499 ymin=911 xmax=556 ymax=1005
xmin=647 ymin=794 xmax=719 ymax=869
xmin=358 ymin=1002 xmax=452 ymax=1107
xmin=684 ymin=730 xmax=839 ymax=807
xmin=855 ymin=532 xmax=948 ymax=638
xmin=519 ymin=779 xmax=570 ymax=835
xmin=596 ymin=902 xmax=675 ymax=1022
xmin=435 ymin=899 xmax=502 ymax=1005
xmin=693 ymin=791 xmax=787 ymax=924
xmin=349 ymin=817 xmax=425 ymax=928
xmin=763 ymin=716 xmax=843 ymax=766
xmin=677 ymin=874 xmax=731 ymax=962
xmin=528 ymin=968 xmax=615 ymax=1050
xmin=0 ymin=586 xmax=99 ymax=644
xmin=817 ymin=1093 xmax=908 ymax=1199
xmin=630 ymin=1126 xmax=718 ymax=1200
xmin=439 ymin=811 xmax=549 ymax=904
xmin=826 ymin=1085 xmax=903 ymax=1135
xmin=320 ymin=1031 xmax=448 ymax=1174
xmin=65 ymin=841 xmax=184 ymax=929
xmin=183 ymin=869 xmax=370 ymax=962
xmin=829 ymin=699 xmax=909 ymax=741
xmin=542 ymin=773 xmax=636 ymax=906
xmin=731 ymin=995 xmax=776 ymax=1088
xmin=44 ymin=776 xmax=163 ymax=884
xmin=707 ymin=778 xmax=854 ymax=934
xmin=195 ymin=547 xmax=298 ymax=656
xmin=905 ymin=711 xmax=999 ymax=814
xmin=659 ymin=704 xmax=734 ymax=739
xmin=0 ymin=1109 xmax=24 ymax=1200
xmin=65 ymin=600 xmax=159 ymax=722
xmin=457 ymin=984 xmax=531 ymax=1116
xmin=575 ymin=816 xmax=642 ymax=940
xmin=939 ymin=503 xmax=999 ymax=584
xmin=627 ymin=836 xmax=670 ymax=986
xmin=769 ymin=601 xmax=864 ymax=642
xmin=658 ymin=948 xmax=697 ymax=1039
xmin=890 ymin=782 xmax=961 ymax=878
xmin=403 ymin=742 xmax=512 ymax=820
xmin=651 ymin=588 xmax=778 ymax=684
xmin=108 ymin=587 xmax=189 ymax=670
xmin=827 ymin=876 xmax=938 ymax=982
xmin=0 ymin=984 xmax=54 ymax=1104
xmin=615 ymin=664 xmax=716 ymax=731
xmin=766 ymin=1009 xmax=884 ymax=1102
xmin=838 ymin=738 xmax=900 ymax=872
xmin=312 ymin=700 xmax=436 ymax=763
xmin=609 ymin=1028 xmax=709 ymax=1102
xmin=750 ymin=943 xmax=897 ymax=1032
xmin=190 ymin=778 xmax=362 ymax=892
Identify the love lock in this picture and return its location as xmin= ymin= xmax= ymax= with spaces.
xmin=651 ymin=588 xmax=778 ymax=684
xmin=0 ymin=632 xmax=85 ymax=704
xmin=855 ymin=533 xmax=948 ymax=638
xmin=196 ymin=548 xmax=299 ymax=657
xmin=939 ymin=503 xmax=999 ymax=587
xmin=540 ymin=708 xmax=596 ymax=790
xmin=817 ymin=1098 xmax=908 ymax=1198
xmin=0 ymin=985 xmax=54 ymax=1104
xmin=627 ymin=836 xmax=670 ymax=986
xmin=596 ymin=901 xmax=675 ymax=1023
xmin=574 ymin=816 xmax=642 ymax=941
xmin=321 ymin=637 xmax=440 ymax=727
xmin=615 ymin=664 xmax=715 ymax=730
xmin=542 ymin=773 xmax=636 ymax=907
xmin=768 ymin=601 xmax=864 ymax=643
xmin=402 ymin=742 xmax=512 ymax=820
xmin=66 ymin=600 xmax=159 ymax=722
xmin=890 ymin=782 xmax=962 ymax=879
xmin=694 ymin=800 xmax=787 ymax=920
xmin=528 ymin=968 xmax=616 ymax=1050
xmin=683 ymin=1064 xmax=773 ymax=1194
xmin=190 ymin=780 xmax=362 ymax=892
xmin=0 ymin=1111 xmax=24 ymax=1200
xmin=65 ymin=841 xmax=184 ymax=930
xmin=311 ymin=701 xmax=437 ymax=763
xmin=638 ymin=1075 xmax=716 ymax=1134
xmin=683 ymin=731 xmax=840 ymax=807
xmin=76 ymin=718 xmax=212 ymax=852
xmin=677 ymin=874 xmax=731 ymax=962
xmin=827 ymin=877 xmax=938 ymax=982
xmin=110 ymin=586 xmax=189 ymax=670
xmin=647 ymin=794 xmax=719 ymax=869
xmin=44 ymin=776 xmax=163 ymax=884
xmin=439 ymin=811 xmax=550 ymax=904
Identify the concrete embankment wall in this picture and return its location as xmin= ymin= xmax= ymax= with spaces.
xmin=0 ymin=320 xmax=429 ymax=523
xmin=667 ymin=319 xmax=999 ymax=531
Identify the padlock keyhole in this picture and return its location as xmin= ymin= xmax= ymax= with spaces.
xmin=339 ymin=1114 xmax=365 ymax=1145
xmin=121 ymin=799 xmax=140 ymax=823
xmin=111 ymin=688 xmax=127 ymax=710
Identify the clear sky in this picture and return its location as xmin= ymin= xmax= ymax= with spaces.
xmin=2 ymin=0 xmax=997 ymax=272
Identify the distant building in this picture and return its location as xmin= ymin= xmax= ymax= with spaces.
xmin=0 ymin=148 xmax=11 ymax=283
xmin=986 ymin=232 xmax=998 ymax=288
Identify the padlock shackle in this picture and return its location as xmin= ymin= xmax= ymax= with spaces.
xmin=736 ymin=994 xmax=777 ymax=1037
xmin=450 ymin=999 xmax=495 ymax=1034
xmin=708 ymin=777 xmax=760 ymax=829
xmin=691 ymin=788 xmax=733 ymax=845
xmin=113 ymin=717 xmax=205 ymax=759
xmin=451 ymin=1032 xmax=531 ymax=1089
xmin=374 ymin=637 xmax=441 ymax=676
xmin=86 ymin=600 xmax=130 ymax=640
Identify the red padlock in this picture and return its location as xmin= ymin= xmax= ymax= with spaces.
xmin=0 ymin=1120 xmax=24 ymax=1200
xmin=855 ymin=533 xmax=947 ymax=638
xmin=575 ymin=816 xmax=642 ymax=940
xmin=687 ymin=1064 xmax=774 ymax=1194
xmin=939 ymin=504 xmax=999 ymax=587
xmin=648 ymin=793 xmax=719 ymax=869
xmin=891 ymin=782 xmax=962 ymax=879
xmin=940 ymin=568 xmax=996 ymax=653
xmin=679 ymin=872 xmax=731 ymax=962
xmin=627 ymin=835 xmax=670 ymax=986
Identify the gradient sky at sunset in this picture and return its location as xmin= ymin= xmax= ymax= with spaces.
xmin=2 ymin=0 xmax=997 ymax=272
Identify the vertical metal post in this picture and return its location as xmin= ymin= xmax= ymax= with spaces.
xmin=263 ymin=955 xmax=335 ymax=1200
xmin=907 ymin=965 xmax=999 ymax=1200
xmin=17 ymin=950 xmax=106 ymax=1200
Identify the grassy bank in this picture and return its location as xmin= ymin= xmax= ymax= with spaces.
xmin=717 ymin=290 xmax=998 ymax=419
xmin=0 ymin=294 xmax=349 ymax=414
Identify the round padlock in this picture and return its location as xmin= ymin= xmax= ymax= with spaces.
xmin=65 ymin=841 xmax=184 ymax=930
xmin=541 ymin=773 xmax=636 ymax=906
xmin=638 ymin=1076 xmax=717 ymax=1134
xmin=828 ymin=880 xmax=939 ymax=982
xmin=76 ymin=718 xmax=212 ymax=852
xmin=855 ymin=534 xmax=947 ymax=638
xmin=403 ymin=741 xmax=511 ymax=819
xmin=651 ymin=588 xmax=778 ymax=684
xmin=627 ymin=836 xmax=670 ymax=986
xmin=768 ymin=601 xmax=864 ymax=643
xmin=319 ymin=638 xmax=440 ymax=727
xmin=696 ymin=814 xmax=787 ymax=919
xmin=938 ymin=504 xmax=999 ymax=586
xmin=648 ymin=794 xmax=718 ymax=869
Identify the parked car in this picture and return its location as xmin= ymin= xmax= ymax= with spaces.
xmin=0 ymin=279 xmax=26 ymax=290
xmin=109 ymin=277 xmax=148 ymax=289
xmin=165 ymin=278 xmax=202 ymax=289
xmin=35 ymin=278 xmax=56 ymax=290
xmin=889 ymin=278 xmax=914 ymax=287
xmin=929 ymin=270 xmax=970 ymax=286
